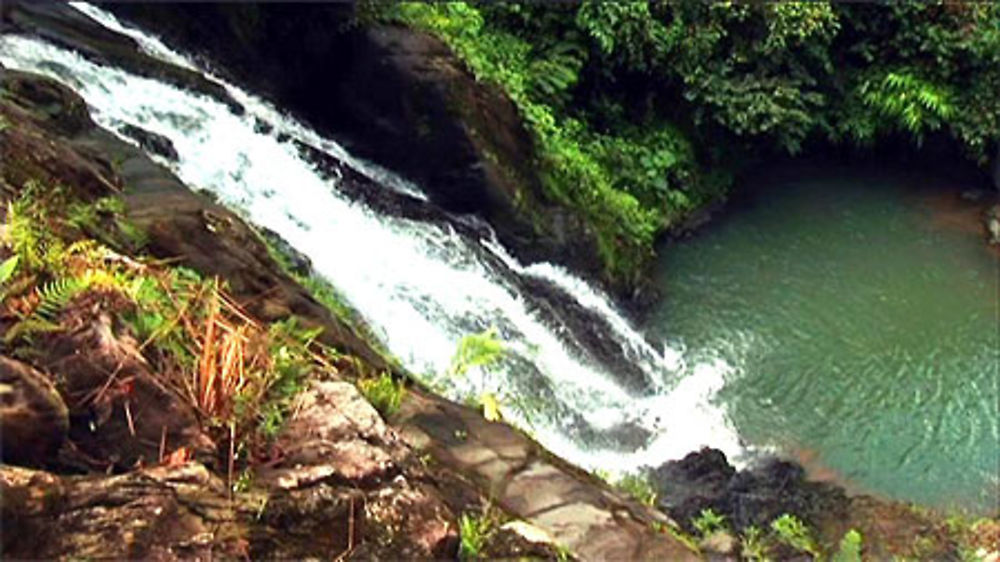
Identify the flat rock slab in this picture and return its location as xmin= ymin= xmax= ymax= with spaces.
xmin=394 ymin=388 xmax=701 ymax=561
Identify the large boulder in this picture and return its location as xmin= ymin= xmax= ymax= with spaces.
xmin=651 ymin=448 xmax=848 ymax=533
xmin=256 ymin=379 xmax=409 ymax=490
xmin=0 ymin=356 xmax=69 ymax=467
xmin=254 ymin=377 xmax=460 ymax=560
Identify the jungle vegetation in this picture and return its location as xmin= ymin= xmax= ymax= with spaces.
xmin=369 ymin=1 xmax=1000 ymax=283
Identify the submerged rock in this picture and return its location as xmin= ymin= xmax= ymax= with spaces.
xmin=0 ymin=356 xmax=69 ymax=467
xmin=120 ymin=123 xmax=179 ymax=161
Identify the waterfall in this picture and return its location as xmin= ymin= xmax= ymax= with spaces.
xmin=0 ymin=4 xmax=747 ymax=474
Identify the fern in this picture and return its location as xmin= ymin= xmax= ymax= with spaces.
xmin=529 ymin=42 xmax=584 ymax=101
xmin=33 ymin=276 xmax=92 ymax=321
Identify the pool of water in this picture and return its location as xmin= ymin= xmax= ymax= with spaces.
xmin=644 ymin=162 xmax=999 ymax=513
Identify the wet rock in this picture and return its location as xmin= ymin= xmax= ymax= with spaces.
xmin=120 ymin=123 xmax=179 ymax=161
xmin=258 ymin=226 xmax=312 ymax=276
xmin=1 ymin=69 xmax=121 ymax=199
xmin=651 ymin=449 xmax=849 ymax=533
xmin=38 ymin=291 xmax=214 ymax=470
xmin=0 ymin=66 xmax=93 ymax=136
xmin=1 ymin=462 xmax=245 ymax=560
xmin=253 ymin=117 xmax=273 ymax=135
xmin=0 ymin=355 xmax=69 ymax=467
xmin=651 ymin=447 xmax=735 ymax=523
xmin=986 ymin=204 xmax=1000 ymax=244
xmin=257 ymin=379 xmax=408 ymax=490
xmin=107 ymin=4 xmax=620 ymax=294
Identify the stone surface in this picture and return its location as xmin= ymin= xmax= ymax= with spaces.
xmin=364 ymin=476 xmax=460 ymax=560
xmin=0 ymin=355 xmax=69 ymax=467
xmin=120 ymin=123 xmax=179 ymax=161
xmin=1 ymin=462 xmax=244 ymax=560
xmin=652 ymin=448 xmax=849 ymax=534
xmin=257 ymin=380 xmax=408 ymax=489
xmin=394 ymin=389 xmax=702 ymax=561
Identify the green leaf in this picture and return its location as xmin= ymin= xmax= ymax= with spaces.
xmin=0 ymin=255 xmax=19 ymax=285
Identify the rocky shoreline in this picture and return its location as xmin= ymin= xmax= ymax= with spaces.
xmin=1 ymin=4 xmax=997 ymax=561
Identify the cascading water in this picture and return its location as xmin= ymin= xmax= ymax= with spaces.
xmin=0 ymin=4 xmax=746 ymax=476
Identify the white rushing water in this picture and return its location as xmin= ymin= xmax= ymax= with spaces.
xmin=0 ymin=5 xmax=748 ymax=474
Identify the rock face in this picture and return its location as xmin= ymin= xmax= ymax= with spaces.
xmin=0 ymin=356 xmax=69 ymax=467
xmin=394 ymin=389 xmax=701 ymax=561
xmin=106 ymin=4 xmax=614 ymax=292
xmin=253 ymin=377 xmax=459 ymax=560
xmin=120 ymin=123 xmax=179 ymax=161
xmin=1 ymin=462 xmax=246 ymax=560
xmin=651 ymin=448 xmax=849 ymax=533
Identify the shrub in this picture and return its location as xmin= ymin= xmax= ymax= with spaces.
xmin=358 ymin=371 xmax=405 ymax=417
xmin=691 ymin=508 xmax=727 ymax=538
xmin=771 ymin=513 xmax=820 ymax=557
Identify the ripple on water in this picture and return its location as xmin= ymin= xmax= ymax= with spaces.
xmin=646 ymin=163 xmax=1000 ymax=514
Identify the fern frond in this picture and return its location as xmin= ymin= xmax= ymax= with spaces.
xmin=34 ymin=276 xmax=92 ymax=321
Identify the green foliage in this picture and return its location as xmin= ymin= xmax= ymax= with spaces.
xmin=458 ymin=512 xmax=496 ymax=560
xmin=33 ymin=276 xmax=91 ymax=321
xmin=375 ymin=1 xmax=1000 ymax=279
xmin=615 ymin=472 xmax=657 ymax=507
xmin=377 ymin=2 xmax=717 ymax=285
xmin=854 ymin=70 xmax=955 ymax=144
xmin=257 ymin=317 xmax=323 ymax=437
xmin=691 ymin=508 xmax=727 ymax=538
xmin=357 ymin=371 xmax=405 ymax=418
xmin=771 ymin=513 xmax=820 ymax=557
xmin=741 ymin=525 xmax=771 ymax=561
xmin=832 ymin=529 xmax=863 ymax=562
xmin=0 ymin=256 xmax=19 ymax=286
xmin=449 ymin=326 xmax=505 ymax=377
xmin=5 ymin=181 xmax=70 ymax=276
xmin=663 ymin=523 xmax=701 ymax=555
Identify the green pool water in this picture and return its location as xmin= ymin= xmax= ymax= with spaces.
xmin=645 ymin=162 xmax=999 ymax=513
